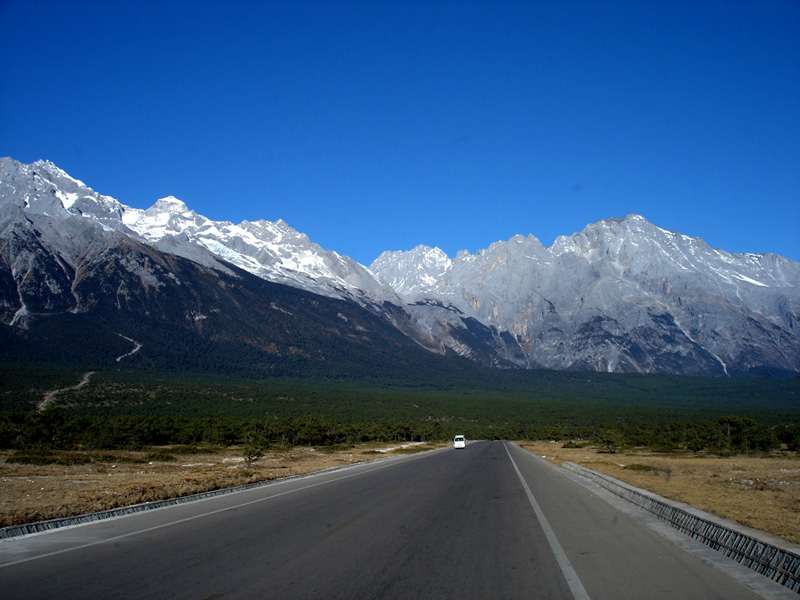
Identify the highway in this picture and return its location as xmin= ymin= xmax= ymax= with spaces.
xmin=0 ymin=441 xmax=786 ymax=599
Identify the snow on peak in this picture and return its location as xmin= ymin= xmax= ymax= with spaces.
xmin=149 ymin=196 xmax=189 ymax=214
xmin=120 ymin=196 xmax=400 ymax=304
xmin=29 ymin=159 xmax=89 ymax=189
xmin=370 ymin=245 xmax=453 ymax=300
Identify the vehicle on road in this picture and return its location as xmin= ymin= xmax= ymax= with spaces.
xmin=453 ymin=435 xmax=466 ymax=449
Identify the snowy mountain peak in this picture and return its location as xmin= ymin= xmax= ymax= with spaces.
xmin=120 ymin=201 xmax=401 ymax=304
xmin=486 ymin=233 xmax=545 ymax=257
xmin=30 ymin=159 xmax=89 ymax=189
xmin=370 ymin=245 xmax=453 ymax=300
xmin=371 ymin=213 xmax=800 ymax=375
xmin=4 ymin=159 xmax=404 ymax=307
xmin=241 ymin=218 xmax=312 ymax=246
xmin=149 ymin=196 xmax=190 ymax=214
xmin=2 ymin=157 xmax=798 ymax=377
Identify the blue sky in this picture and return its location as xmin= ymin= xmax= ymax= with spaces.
xmin=1 ymin=0 xmax=798 ymax=265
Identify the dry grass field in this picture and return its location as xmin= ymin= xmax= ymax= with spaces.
xmin=0 ymin=442 xmax=437 ymax=530
xmin=519 ymin=441 xmax=800 ymax=545
xmin=3 ymin=441 xmax=798 ymax=547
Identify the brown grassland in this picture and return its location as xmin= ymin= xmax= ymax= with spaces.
xmin=2 ymin=441 xmax=798 ymax=547
xmin=518 ymin=441 xmax=800 ymax=545
xmin=0 ymin=442 xmax=438 ymax=530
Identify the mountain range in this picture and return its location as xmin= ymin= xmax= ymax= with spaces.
xmin=1 ymin=157 xmax=798 ymax=378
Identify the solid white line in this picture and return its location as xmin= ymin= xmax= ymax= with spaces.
xmin=504 ymin=442 xmax=591 ymax=600
xmin=0 ymin=450 xmax=434 ymax=569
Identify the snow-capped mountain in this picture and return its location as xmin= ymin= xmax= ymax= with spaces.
xmin=370 ymin=245 xmax=453 ymax=299
xmin=0 ymin=157 xmax=434 ymax=377
xmin=121 ymin=196 xmax=400 ymax=305
xmin=2 ymin=156 xmax=798 ymax=377
xmin=0 ymin=157 xmax=400 ymax=308
xmin=371 ymin=216 xmax=800 ymax=376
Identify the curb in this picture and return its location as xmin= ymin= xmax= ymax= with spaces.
xmin=563 ymin=461 xmax=800 ymax=593
xmin=0 ymin=458 xmax=380 ymax=540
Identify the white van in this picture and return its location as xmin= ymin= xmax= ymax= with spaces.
xmin=453 ymin=435 xmax=466 ymax=449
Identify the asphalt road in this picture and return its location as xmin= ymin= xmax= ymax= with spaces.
xmin=0 ymin=441 xmax=784 ymax=599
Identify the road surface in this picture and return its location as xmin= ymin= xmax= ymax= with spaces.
xmin=0 ymin=441 xmax=787 ymax=599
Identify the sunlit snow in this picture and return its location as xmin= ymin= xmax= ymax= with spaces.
xmin=733 ymin=273 xmax=768 ymax=287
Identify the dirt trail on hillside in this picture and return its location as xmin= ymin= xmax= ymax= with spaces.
xmin=38 ymin=371 xmax=95 ymax=411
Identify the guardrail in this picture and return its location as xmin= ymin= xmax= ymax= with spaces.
xmin=0 ymin=479 xmax=272 ymax=539
xmin=0 ymin=459 xmax=369 ymax=540
xmin=562 ymin=462 xmax=800 ymax=593
xmin=0 ymin=451 xmax=421 ymax=541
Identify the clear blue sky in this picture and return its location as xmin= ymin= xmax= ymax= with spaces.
xmin=2 ymin=0 xmax=798 ymax=265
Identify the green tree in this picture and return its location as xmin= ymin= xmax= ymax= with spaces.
xmin=241 ymin=428 xmax=268 ymax=467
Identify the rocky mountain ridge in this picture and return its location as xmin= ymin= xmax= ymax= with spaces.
xmin=371 ymin=216 xmax=800 ymax=375
xmin=0 ymin=158 xmax=439 ymax=378
xmin=2 ymin=157 xmax=798 ymax=377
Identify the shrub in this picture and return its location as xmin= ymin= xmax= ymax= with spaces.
xmin=624 ymin=463 xmax=659 ymax=472
xmin=6 ymin=451 xmax=92 ymax=465
xmin=146 ymin=451 xmax=177 ymax=462
xmin=562 ymin=440 xmax=588 ymax=449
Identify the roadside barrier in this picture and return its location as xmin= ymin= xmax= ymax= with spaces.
xmin=0 ymin=478 xmax=271 ymax=539
xmin=0 ymin=458 xmax=372 ymax=540
xmin=0 ymin=449 xmax=431 ymax=541
xmin=563 ymin=462 xmax=800 ymax=593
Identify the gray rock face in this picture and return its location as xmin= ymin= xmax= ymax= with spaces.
xmin=371 ymin=215 xmax=800 ymax=375
xmin=2 ymin=157 xmax=798 ymax=376
xmin=0 ymin=158 xmax=436 ymax=377
xmin=0 ymin=158 xmax=400 ymax=309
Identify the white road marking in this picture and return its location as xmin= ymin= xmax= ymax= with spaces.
xmin=505 ymin=442 xmax=590 ymax=600
xmin=0 ymin=450 xmax=434 ymax=568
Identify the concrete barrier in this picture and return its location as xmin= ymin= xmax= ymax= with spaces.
xmin=563 ymin=462 xmax=800 ymax=593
